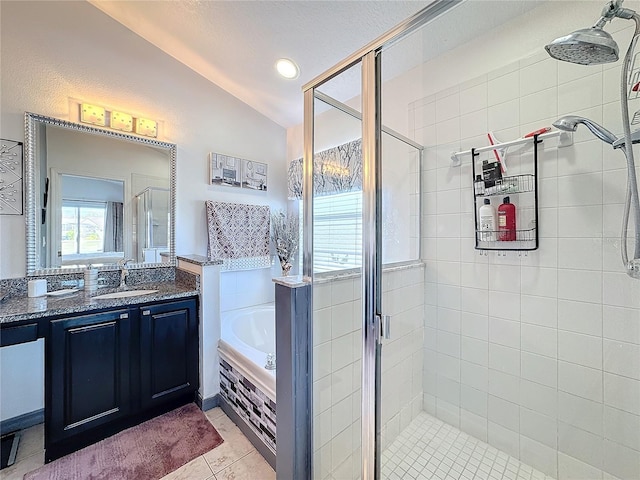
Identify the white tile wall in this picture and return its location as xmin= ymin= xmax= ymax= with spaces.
xmin=414 ymin=45 xmax=640 ymax=480
xmin=219 ymin=267 xmax=279 ymax=312
xmin=313 ymin=264 xmax=425 ymax=480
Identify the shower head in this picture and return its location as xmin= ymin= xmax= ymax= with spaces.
xmin=553 ymin=115 xmax=618 ymax=144
xmin=545 ymin=26 xmax=619 ymax=65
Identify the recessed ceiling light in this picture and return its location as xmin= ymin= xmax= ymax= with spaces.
xmin=276 ymin=58 xmax=299 ymax=79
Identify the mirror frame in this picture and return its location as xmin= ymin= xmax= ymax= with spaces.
xmin=25 ymin=112 xmax=177 ymax=276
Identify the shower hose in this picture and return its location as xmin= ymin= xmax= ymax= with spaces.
xmin=619 ymin=15 xmax=640 ymax=278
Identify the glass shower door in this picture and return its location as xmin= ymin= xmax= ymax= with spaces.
xmin=309 ymin=62 xmax=365 ymax=480
xmin=307 ymin=50 xmax=424 ymax=480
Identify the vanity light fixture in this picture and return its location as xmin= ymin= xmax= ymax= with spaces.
xmin=135 ymin=118 xmax=158 ymax=138
xmin=276 ymin=58 xmax=300 ymax=79
xmin=80 ymin=103 xmax=106 ymax=126
xmin=110 ymin=111 xmax=133 ymax=133
xmin=75 ymin=101 xmax=160 ymax=138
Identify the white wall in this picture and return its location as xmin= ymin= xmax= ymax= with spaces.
xmin=0 ymin=1 xmax=286 ymax=421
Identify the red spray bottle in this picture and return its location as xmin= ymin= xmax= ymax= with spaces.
xmin=498 ymin=196 xmax=516 ymax=241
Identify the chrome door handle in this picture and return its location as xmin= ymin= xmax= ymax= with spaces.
xmin=380 ymin=314 xmax=391 ymax=340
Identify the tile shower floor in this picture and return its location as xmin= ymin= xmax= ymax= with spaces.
xmin=0 ymin=407 xmax=275 ymax=480
xmin=382 ymin=412 xmax=555 ymax=480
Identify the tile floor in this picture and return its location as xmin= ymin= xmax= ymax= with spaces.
xmin=0 ymin=408 xmax=557 ymax=480
xmin=381 ymin=412 xmax=555 ymax=480
xmin=0 ymin=407 xmax=275 ymax=480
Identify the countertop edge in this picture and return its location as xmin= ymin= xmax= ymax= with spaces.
xmin=176 ymin=255 xmax=223 ymax=267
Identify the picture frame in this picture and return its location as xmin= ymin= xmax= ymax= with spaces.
xmin=209 ymin=152 xmax=268 ymax=192
xmin=209 ymin=152 xmax=241 ymax=188
xmin=0 ymin=138 xmax=24 ymax=215
xmin=241 ymin=159 xmax=268 ymax=191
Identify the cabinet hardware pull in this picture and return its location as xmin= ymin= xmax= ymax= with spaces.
xmin=120 ymin=313 xmax=128 ymax=319
xmin=142 ymin=310 xmax=150 ymax=315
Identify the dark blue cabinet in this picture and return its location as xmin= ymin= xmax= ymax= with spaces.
xmin=45 ymin=297 xmax=198 ymax=462
xmin=139 ymin=300 xmax=198 ymax=410
xmin=48 ymin=310 xmax=131 ymax=446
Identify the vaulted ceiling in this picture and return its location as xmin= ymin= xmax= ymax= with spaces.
xmin=89 ymin=1 xmax=546 ymax=128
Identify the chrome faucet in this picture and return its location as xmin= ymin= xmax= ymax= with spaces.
xmin=117 ymin=258 xmax=134 ymax=288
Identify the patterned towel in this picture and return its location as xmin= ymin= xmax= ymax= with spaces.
xmin=205 ymin=201 xmax=271 ymax=271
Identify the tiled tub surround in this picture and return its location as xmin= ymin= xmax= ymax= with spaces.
xmin=413 ymin=32 xmax=640 ymax=480
xmin=313 ymin=262 xmax=425 ymax=480
xmin=219 ymin=358 xmax=277 ymax=454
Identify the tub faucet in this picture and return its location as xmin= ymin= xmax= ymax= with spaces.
xmin=118 ymin=258 xmax=134 ymax=288
xmin=265 ymin=353 xmax=276 ymax=370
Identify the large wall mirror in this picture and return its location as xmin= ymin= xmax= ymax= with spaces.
xmin=25 ymin=113 xmax=176 ymax=275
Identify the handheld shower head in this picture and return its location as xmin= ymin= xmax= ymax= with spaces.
xmin=545 ymin=26 xmax=619 ymax=65
xmin=553 ymin=115 xmax=618 ymax=144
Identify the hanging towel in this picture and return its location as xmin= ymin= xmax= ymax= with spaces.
xmin=205 ymin=201 xmax=271 ymax=271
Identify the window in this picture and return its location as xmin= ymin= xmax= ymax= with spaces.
xmin=61 ymin=201 xmax=106 ymax=255
xmin=301 ymin=191 xmax=362 ymax=273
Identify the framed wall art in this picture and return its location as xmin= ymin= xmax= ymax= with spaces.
xmin=209 ymin=152 xmax=268 ymax=192
xmin=209 ymin=152 xmax=241 ymax=188
xmin=0 ymin=138 xmax=24 ymax=215
xmin=241 ymin=159 xmax=268 ymax=191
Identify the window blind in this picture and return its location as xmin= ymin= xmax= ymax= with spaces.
xmin=301 ymin=191 xmax=363 ymax=273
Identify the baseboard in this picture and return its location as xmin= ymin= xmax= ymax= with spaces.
xmin=196 ymin=393 xmax=220 ymax=412
xmin=0 ymin=409 xmax=44 ymax=435
xmin=219 ymin=396 xmax=276 ymax=471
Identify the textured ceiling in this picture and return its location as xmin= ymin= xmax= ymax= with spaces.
xmin=89 ymin=0 xmax=545 ymax=128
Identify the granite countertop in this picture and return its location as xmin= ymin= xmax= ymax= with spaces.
xmin=0 ymin=282 xmax=199 ymax=325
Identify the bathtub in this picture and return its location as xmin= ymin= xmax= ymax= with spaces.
xmin=218 ymin=304 xmax=276 ymax=401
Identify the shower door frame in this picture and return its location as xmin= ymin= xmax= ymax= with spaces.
xmin=301 ymin=2 xmax=460 ymax=478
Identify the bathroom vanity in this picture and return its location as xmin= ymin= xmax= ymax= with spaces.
xmin=0 ymin=287 xmax=199 ymax=462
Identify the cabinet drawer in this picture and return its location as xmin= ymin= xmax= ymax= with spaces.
xmin=1 ymin=323 xmax=38 ymax=346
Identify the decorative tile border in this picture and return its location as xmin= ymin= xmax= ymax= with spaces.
xmin=219 ymin=358 xmax=276 ymax=453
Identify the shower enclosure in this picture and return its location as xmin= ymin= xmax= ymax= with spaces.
xmin=302 ymin=1 xmax=640 ymax=480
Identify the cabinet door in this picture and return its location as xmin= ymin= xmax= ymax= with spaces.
xmin=48 ymin=309 xmax=131 ymax=443
xmin=139 ymin=299 xmax=198 ymax=409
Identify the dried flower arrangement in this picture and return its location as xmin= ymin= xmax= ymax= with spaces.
xmin=270 ymin=210 xmax=299 ymax=276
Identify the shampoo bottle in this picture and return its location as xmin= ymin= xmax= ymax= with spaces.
xmin=498 ymin=196 xmax=516 ymax=241
xmin=479 ymin=198 xmax=497 ymax=242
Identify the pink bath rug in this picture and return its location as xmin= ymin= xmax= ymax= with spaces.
xmin=24 ymin=403 xmax=223 ymax=480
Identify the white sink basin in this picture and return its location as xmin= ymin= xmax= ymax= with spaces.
xmin=92 ymin=289 xmax=158 ymax=300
